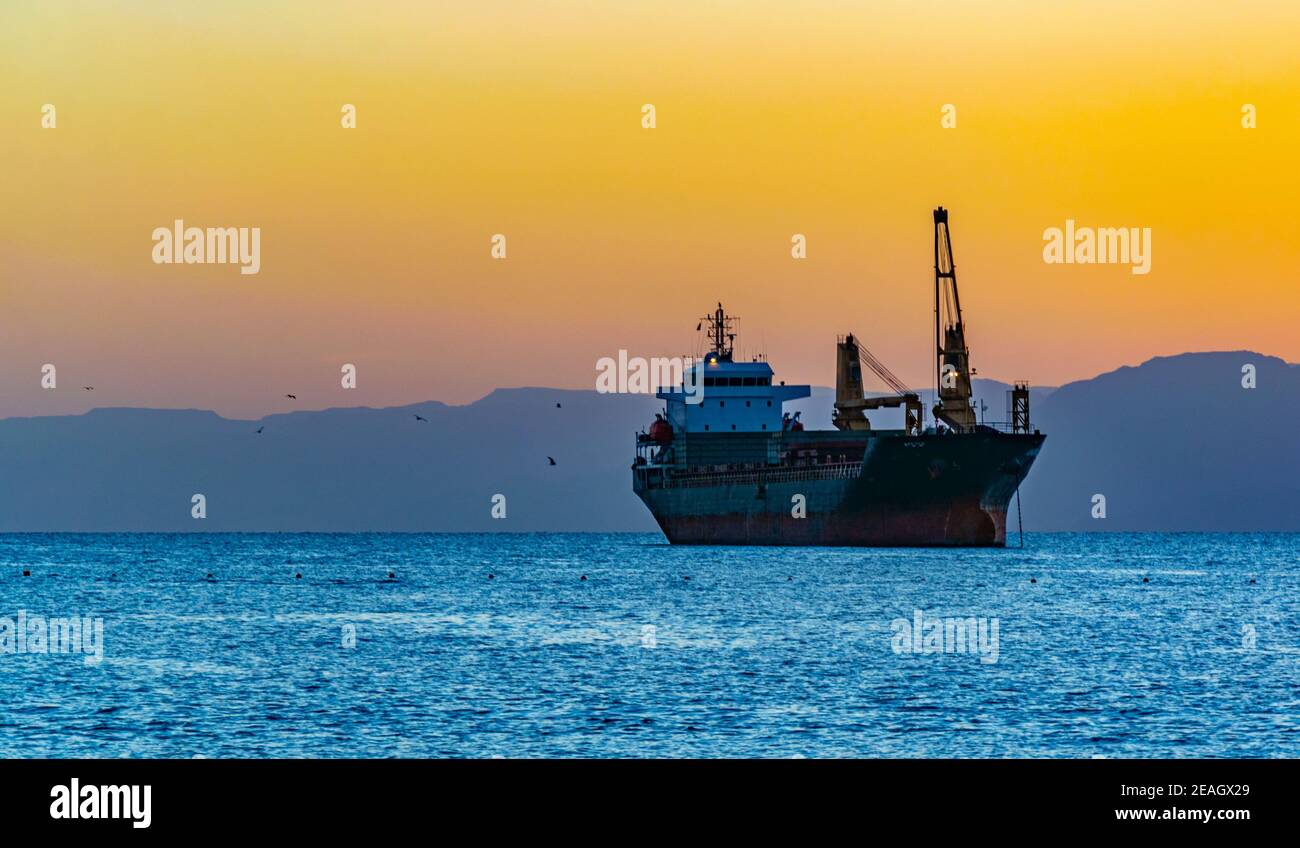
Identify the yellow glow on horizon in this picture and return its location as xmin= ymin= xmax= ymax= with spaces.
xmin=2 ymin=1 xmax=1298 ymax=417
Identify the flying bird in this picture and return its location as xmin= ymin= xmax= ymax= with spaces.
xmin=414 ymin=414 xmax=427 ymax=422
xmin=555 ymin=402 xmax=562 ymax=409
xmin=285 ymin=394 xmax=297 ymax=399
xmin=255 ymin=426 xmax=264 ymax=434
xmin=82 ymin=386 xmax=94 ymax=391
xmin=547 ymin=456 xmax=556 ymax=466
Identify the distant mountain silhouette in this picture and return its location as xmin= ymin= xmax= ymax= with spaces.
xmin=1021 ymin=351 xmax=1298 ymax=531
xmin=0 ymin=352 xmax=1294 ymax=532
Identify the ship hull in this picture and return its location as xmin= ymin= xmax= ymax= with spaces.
xmin=634 ymin=431 xmax=1044 ymax=547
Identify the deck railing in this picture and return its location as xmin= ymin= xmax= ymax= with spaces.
xmin=659 ymin=462 xmax=862 ymax=489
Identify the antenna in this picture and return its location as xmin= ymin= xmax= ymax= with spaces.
xmin=700 ymin=303 xmax=737 ymax=362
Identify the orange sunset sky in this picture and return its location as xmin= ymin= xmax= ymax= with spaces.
xmin=2 ymin=1 xmax=1298 ymax=419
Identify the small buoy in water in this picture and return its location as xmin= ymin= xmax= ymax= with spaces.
xmin=787 ymin=576 xmax=793 ymax=582
xmin=1030 ymin=578 xmax=1037 ymax=584
xmin=22 ymin=570 xmax=30 ymax=577
xmin=580 ymin=575 xmax=587 ymax=581
xmin=683 ymin=576 xmax=690 ymax=581
xmin=206 ymin=573 xmax=214 ymax=580
xmin=295 ymin=572 xmax=302 ymax=579
xmin=387 ymin=572 xmax=395 ymax=579
xmin=1142 ymin=577 xmax=1149 ymax=583
xmin=488 ymin=573 xmax=494 ymax=580
xmin=1249 ymin=578 xmax=1256 ymax=584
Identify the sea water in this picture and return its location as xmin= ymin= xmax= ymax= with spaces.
xmin=1 ymin=532 xmax=1296 ymax=758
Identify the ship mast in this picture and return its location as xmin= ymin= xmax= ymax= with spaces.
xmin=701 ymin=302 xmax=736 ymax=362
xmin=932 ymin=207 xmax=977 ymax=430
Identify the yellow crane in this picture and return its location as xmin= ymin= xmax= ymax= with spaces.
xmin=933 ymin=207 xmax=978 ymax=431
xmin=833 ymin=333 xmax=923 ymax=435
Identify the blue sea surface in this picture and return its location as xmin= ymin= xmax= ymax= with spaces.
xmin=0 ymin=533 xmax=1296 ymax=758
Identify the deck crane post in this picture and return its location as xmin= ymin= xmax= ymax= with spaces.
xmin=834 ymin=333 xmax=923 ymax=435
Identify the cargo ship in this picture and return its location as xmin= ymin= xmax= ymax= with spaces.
xmin=632 ymin=208 xmax=1045 ymax=546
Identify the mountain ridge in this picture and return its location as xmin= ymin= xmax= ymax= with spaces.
xmin=0 ymin=351 xmax=1294 ymax=533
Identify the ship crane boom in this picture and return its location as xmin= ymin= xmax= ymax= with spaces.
xmin=933 ymin=206 xmax=978 ymax=431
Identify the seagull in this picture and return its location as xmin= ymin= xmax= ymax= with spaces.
xmin=82 ymin=386 xmax=94 ymax=391
xmin=413 ymin=414 xmax=427 ymax=422
xmin=255 ymin=426 xmax=264 ymax=434
xmin=555 ymin=402 xmax=562 ymax=409
xmin=547 ymin=456 xmax=556 ymax=466
xmin=285 ymin=394 xmax=297 ymax=400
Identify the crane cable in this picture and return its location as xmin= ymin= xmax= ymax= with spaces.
xmin=858 ymin=342 xmax=912 ymax=396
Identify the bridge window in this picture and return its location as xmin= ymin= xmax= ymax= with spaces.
xmin=743 ymin=377 xmax=756 ymax=386
xmin=728 ymin=377 xmax=742 ymax=386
